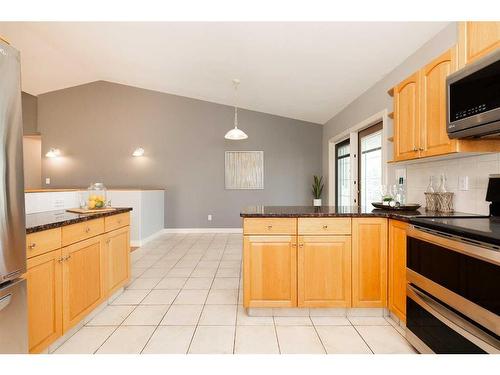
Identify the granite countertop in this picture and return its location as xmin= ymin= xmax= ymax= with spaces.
xmin=26 ymin=207 xmax=133 ymax=234
xmin=240 ymin=206 xmax=485 ymax=221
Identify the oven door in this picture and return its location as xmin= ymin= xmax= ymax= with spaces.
xmin=406 ymin=284 xmax=499 ymax=354
xmin=406 ymin=226 xmax=500 ymax=354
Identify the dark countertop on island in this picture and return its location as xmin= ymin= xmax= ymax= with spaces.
xmin=240 ymin=206 xmax=485 ymax=222
xmin=26 ymin=207 xmax=133 ymax=234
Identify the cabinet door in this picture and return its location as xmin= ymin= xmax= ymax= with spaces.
xmin=297 ymin=235 xmax=351 ymax=308
xmin=459 ymin=21 xmax=500 ymax=66
xmin=420 ymin=48 xmax=458 ymax=158
xmin=26 ymin=249 xmax=62 ymax=353
xmin=104 ymin=226 xmax=131 ymax=296
xmin=352 ymin=218 xmax=388 ymax=308
xmin=243 ymin=235 xmax=297 ymax=308
xmin=394 ymin=71 xmax=421 ymax=161
xmin=62 ymin=236 xmax=105 ymax=331
xmin=388 ymin=220 xmax=408 ymax=322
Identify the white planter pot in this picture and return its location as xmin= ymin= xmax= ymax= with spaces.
xmin=313 ymin=199 xmax=322 ymax=206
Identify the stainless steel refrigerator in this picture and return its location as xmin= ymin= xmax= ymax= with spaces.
xmin=0 ymin=40 xmax=28 ymax=354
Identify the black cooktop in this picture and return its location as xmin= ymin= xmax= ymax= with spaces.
xmin=410 ymin=216 xmax=500 ymax=247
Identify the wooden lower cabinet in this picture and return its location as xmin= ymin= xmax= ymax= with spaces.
xmin=62 ymin=235 xmax=106 ymax=331
xmin=243 ymin=235 xmax=297 ymax=308
xmin=297 ymin=235 xmax=351 ymax=307
xmin=26 ymin=215 xmax=132 ymax=353
xmin=104 ymin=227 xmax=131 ymax=295
xmin=388 ymin=220 xmax=408 ymax=322
xmin=351 ymin=218 xmax=388 ymax=308
xmin=26 ymin=249 xmax=63 ymax=354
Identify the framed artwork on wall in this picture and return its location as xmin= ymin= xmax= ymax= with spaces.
xmin=225 ymin=151 xmax=264 ymax=190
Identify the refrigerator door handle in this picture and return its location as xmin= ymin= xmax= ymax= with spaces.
xmin=0 ymin=293 xmax=12 ymax=312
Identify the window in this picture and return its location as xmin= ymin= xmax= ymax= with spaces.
xmin=335 ymin=139 xmax=350 ymax=206
xmin=358 ymin=123 xmax=383 ymax=207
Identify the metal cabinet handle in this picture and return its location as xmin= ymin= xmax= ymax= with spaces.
xmin=267 ymin=225 xmax=273 ymax=230
xmin=299 ymin=243 xmax=304 ymax=247
xmin=58 ymin=257 xmax=64 ymax=263
xmin=28 ymin=243 xmax=36 ymax=249
xmin=0 ymin=294 xmax=12 ymax=312
xmin=322 ymin=225 xmax=328 ymax=229
xmin=291 ymin=243 xmax=297 ymax=248
xmin=85 ymin=227 xmax=91 ymax=233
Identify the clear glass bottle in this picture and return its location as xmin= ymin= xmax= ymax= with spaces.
xmin=425 ymin=176 xmax=435 ymax=193
xmin=397 ymin=177 xmax=406 ymax=205
xmin=437 ymin=174 xmax=447 ymax=193
xmin=87 ymin=182 xmax=107 ymax=209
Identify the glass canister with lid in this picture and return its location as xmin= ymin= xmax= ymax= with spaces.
xmin=87 ymin=182 xmax=108 ymax=209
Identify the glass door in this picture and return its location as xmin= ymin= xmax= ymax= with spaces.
xmin=358 ymin=122 xmax=383 ymax=207
xmin=335 ymin=139 xmax=351 ymax=206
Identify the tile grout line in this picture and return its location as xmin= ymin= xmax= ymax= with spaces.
xmin=97 ymin=233 xmax=191 ymax=354
xmin=310 ymin=319 xmax=328 ymax=354
xmin=186 ymin=234 xmax=226 ymax=354
xmin=272 ymin=316 xmax=282 ymax=354
xmin=351 ymin=325 xmax=375 ymax=354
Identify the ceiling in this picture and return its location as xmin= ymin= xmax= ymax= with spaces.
xmin=0 ymin=22 xmax=449 ymax=124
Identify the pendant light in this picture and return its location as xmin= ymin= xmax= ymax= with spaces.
xmin=224 ymin=79 xmax=248 ymax=140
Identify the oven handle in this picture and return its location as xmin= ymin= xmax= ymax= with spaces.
xmin=407 ymin=269 xmax=499 ymax=335
xmin=407 ymin=225 xmax=500 ymax=266
xmin=407 ymin=284 xmax=500 ymax=354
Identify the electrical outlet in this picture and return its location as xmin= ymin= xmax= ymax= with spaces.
xmin=396 ymin=168 xmax=407 ymax=180
xmin=207 ymin=214 xmax=212 ymax=221
xmin=459 ymin=176 xmax=469 ymax=191
xmin=45 ymin=177 xmax=51 ymax=185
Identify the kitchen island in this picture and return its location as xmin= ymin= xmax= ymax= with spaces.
xmin=240 ymin=206 xmax=482 ymax=320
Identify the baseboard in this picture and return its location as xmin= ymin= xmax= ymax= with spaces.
xmin=130 ymin=228 xmax=165 ymax=247
xmin=162 ymin=228 xmax=243 ymax=234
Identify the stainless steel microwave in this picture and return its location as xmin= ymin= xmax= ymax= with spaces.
xmin=447 ymin=48 xmax=500 ymax=138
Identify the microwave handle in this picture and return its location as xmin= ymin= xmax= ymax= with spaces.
xmin=407 ymin=284 xmax=500 ymax=354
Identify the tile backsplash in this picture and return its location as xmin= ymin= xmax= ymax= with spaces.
xmin=388 ymin=152 xmax=500 ymax=215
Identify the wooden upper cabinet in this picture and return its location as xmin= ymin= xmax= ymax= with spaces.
xmin=420 ymin=47 xmax=458 ymax=158
xmin=388 ymin=220 xmax=408 ymax=323
xmin=243 ymin=235 xmax=297 ymax=308
xmin=351 ymin=218 xmax=388 ymax=308
xmin=459 ymin=21 xmax=500 ymax=67
xmin=297 ymin=235 xmax=351 ymax=308
xmin=62 ymin=236 xmax=105 ymax=331
xmin=104 ymin=227 xmax=131 ymax=295
xmin=394 ymin=71 xmax=421 ymax=161
xmin=26 ymin=249 xmax=63 ymax=354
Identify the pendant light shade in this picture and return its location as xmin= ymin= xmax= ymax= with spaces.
xmin=224 ymin=79 xmax=248 ymax=140
xmin=224 ymin=127 xmax=248 ymax=140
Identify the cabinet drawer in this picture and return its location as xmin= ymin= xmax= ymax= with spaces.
xmin=243 ymin=218 xmax=296 ymax=235
xmin=104 ymin=213 xmax=130 ymax=232
xmin=26 ymin=228 xmax=62 ymax=259
xmin=62 ymin=218 xmax=104 ymax=246
xmin=298 ymin=218 xmax=351 ymax=235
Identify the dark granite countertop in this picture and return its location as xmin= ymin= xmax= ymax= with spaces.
xmin=410 ymin=217 xmax=500 ymax=247
xmin=26 ymin=207 xmax=133 ymax=234
xmin=240 ymin=206 xmax=485 ymax=222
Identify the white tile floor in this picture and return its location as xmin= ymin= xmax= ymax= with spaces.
xmin=53 ymin=233 xmax=416 ymax=354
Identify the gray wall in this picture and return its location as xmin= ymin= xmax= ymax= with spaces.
xmin=38 ymin=81 xmax=322 ymax=228
xmin=22 ymin=91 xmax=38 ymax=134
xmin=322 ymin=23 xmax=458 ymax=202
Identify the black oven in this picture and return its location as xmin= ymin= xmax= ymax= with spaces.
xmin=405 ymin=226 xmax=500 ymax=354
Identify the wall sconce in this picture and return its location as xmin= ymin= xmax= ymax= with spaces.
xmin=132 ymin=147 xmax=145 ymax=157
xmin=45 ymin=148 xmax=61 ymax=158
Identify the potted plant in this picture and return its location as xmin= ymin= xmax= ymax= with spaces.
xmin=312 ymin=175 xmax=324 ymax=206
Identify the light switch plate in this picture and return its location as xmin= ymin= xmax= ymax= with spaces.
xmin=459 ymin=176 xmax=469 ymax=191
xmin=45 ymin=177 xmax=51 ymax=185
xmin=207 ymin=214 xmax=212 ymax=221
